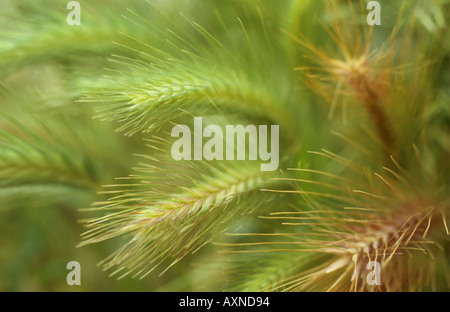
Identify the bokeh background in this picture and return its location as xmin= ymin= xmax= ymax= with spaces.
xmin=0 ymin=0 xmax=448 ymax=291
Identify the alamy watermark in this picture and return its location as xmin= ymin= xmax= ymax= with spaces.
xmin=66 ymin=1 xmax=379 ymax=27
xmin=66 ymin=261 xmax=81 ymax=286
xmin=66 ymin=1 xmax=81 ymax=26
xmin=367 ymin=1 xmax=381 ymax=26
xmin=366 ymin=261 xmax=381 ymax=285
xmin=171 ymin=117 xmax=279 ymax=172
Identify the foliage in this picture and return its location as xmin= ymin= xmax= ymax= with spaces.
xmin=0 ymin=0 xmax=449 ymax=291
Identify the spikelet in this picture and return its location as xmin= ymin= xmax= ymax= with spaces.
xmin=288 ymin=0 xmax=416 ymax=155
xmin=225 ymin=146 xmax=450 ymax=291
xmin=78 ymin=132 xmax=276 ymax=279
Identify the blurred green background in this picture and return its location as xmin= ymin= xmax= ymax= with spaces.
xmin=0 ymin=0 xmax=448 ymax=291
